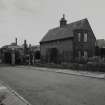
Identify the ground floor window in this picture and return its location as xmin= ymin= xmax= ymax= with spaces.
xmin=78 ymin=50 xmax=88 ymax=58
xmin=84 ymin=51 xmax=88 ymax=58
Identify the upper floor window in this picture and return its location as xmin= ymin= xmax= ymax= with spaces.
xmin=84 ymin=33 xmax=88 ymax=42
xmin=78 ymin=33 xmax=81 ymax=42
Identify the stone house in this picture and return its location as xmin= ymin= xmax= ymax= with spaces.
xmin=0 ymin=38 xmax=29 ymax=65
xmin=40 ymin=15 xmax=96 ymax=63
xmin=0 ymin=38 xmax=24 ymax=64
xmin=0 ymin=38 xmax=41 ymax=65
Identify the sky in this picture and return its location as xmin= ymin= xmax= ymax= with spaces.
xmin=0 ymin=0 xmax=105 ymax=47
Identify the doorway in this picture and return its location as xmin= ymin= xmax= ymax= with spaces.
xmin=48 ymin=48 xmax=58 ymax=63
xmin=4 ymin=52 xmax=11 ymax=64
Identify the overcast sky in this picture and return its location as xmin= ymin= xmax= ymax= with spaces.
xmin=0 ymin=0 xmax=105 ymax=47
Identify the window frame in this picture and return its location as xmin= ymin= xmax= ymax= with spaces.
xmin=84 ymin=32 xmax=88 ymax=42
xmin=78 ymin=33 xmax=81 ymax=42
xmin=84 ymin=51 xmax=88 ymax=58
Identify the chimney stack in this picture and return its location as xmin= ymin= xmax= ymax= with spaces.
xmin=15 ymin=37 xmax=17 ymax=45
xmin=60 ymin=14 xmax=67 ymax=28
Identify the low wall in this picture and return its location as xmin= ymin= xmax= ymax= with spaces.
xmin=34 ymin=62 xmax=105 ymax=72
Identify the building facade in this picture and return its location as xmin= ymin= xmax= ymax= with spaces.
xmin=0 ymin=38 xmax=25 ymax=64
xmin=0 ymin=38 xmax=40 ymax=65
xmin=40 ymin=15 xmax=96 ymax=63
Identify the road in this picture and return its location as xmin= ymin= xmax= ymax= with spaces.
xmin=0 ymin=66 xmax=105 ymax=105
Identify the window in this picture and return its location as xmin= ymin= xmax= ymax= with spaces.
xmin=78 ymin=33 xmax=81 ymax=42
xmin=84 ymin=33 xmax=87 ymax=42
xmin=84 ymin=51 xmax=88 ymax=58
xmin=78 ymin=51 xmax=88 ymax=57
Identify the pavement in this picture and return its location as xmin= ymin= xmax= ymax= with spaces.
xmin=0 ymin=64 xmax=105 ymax=79
xmin=25 ymin=66 xmax=105 ymax=79
xmin=0 ymin=81 xmax=31 ymax=105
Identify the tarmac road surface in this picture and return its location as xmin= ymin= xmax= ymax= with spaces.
xmin=0 ymin=66 xmax=105 ymax=105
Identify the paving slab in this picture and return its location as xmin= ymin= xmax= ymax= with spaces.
xmin=0 ymin=82 xmax=31 ymax=105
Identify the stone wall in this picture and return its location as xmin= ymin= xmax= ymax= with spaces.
xmin=73 ymin=29 xmax=96 ymax=59
xmin=40 ymin=38 xmax=73 ymax=63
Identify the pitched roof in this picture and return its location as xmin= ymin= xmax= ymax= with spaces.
xmin=2 ymin=44 xmax=22 ymax=49
xmin=40 ymin=18 xmax=92 ymax=43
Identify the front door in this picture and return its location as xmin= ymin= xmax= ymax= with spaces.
xmin=4 ymin=52 xmax=11 ymax=64
xmin=49 ymin=48 xmax=58 ymax=63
